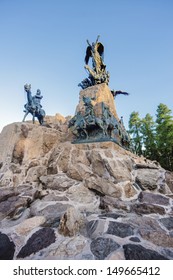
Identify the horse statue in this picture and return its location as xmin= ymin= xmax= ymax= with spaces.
xmin=68 ymin=97 xmax=107 ymax=141
xmin=22 ymin=84 xmax=46 ymax=125
xmin=68 ymin=112 xmax=107 ymax=141
xmin=68 ymin=112 xmax=88 ymax=139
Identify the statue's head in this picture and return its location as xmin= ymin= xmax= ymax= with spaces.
xmin=24 ymin=84 xmax=31 ymax=91
xmin=36 ymin=89 xmax=41 ymax=96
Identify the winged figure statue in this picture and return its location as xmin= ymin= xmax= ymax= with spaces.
xmin=78 ymin=36 xmax=109 ymax=89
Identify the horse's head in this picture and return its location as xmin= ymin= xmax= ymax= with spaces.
xmin=24 ymin=84 xmax=31 ymax=92
xmin=68 ymin=116 xmax=77 ymax=128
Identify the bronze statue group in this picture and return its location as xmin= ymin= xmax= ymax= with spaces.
xmin=22 ymin=36 xmax=131 ymax=150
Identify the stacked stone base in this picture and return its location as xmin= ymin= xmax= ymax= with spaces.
xmin=0 ymin=122 xmax=173 ymax=259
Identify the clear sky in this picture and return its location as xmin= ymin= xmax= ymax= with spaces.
xmin=0 ymin=0 xmax=173 ymax=132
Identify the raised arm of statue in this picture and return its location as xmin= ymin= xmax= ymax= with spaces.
xmin=86 ymin=39 xmax=91 ymax=47
xmin=96 ymin=35 xmax=100 ymax=44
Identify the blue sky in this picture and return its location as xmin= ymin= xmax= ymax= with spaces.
xmin=0 ymin=0 xmax=173 ymax=132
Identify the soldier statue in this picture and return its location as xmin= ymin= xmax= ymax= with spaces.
xmin=22 ymin=84 xmax=46 ymax=125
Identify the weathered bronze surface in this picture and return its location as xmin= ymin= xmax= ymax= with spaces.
xmin=69 ymin=37 xmax=131 ymax=149
xmin=22 ymin=84 xmax=46 ymax=125
xmin=69 ymin=92 xmax=131 ymax=149
xmin=78 ymin=36 xmax=110 ymax=89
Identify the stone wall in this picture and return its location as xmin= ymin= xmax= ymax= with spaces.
xmin=0 ymin=121 xmax=173 ymax=260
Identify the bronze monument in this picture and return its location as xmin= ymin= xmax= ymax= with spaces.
xmin=69 ymin=36 xmax=131 ymax=150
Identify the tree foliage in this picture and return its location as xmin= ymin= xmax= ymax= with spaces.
xmin=128 ymin=103 xmax=173 ymax=171
xmin=141 ymin=113 xmax=157 ymax=160
xmin=128 ymin=111 xmax=143 ymax=155
xmin=155 ymin=104 xmax=173 ymax=170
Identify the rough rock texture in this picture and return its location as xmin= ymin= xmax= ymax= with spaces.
xmin=90 ymin=237 xmax=120 ymax=260
xmin=0 ymin=120 xmax=173 ymax=260
xmin=17 ymin=227 xmax=56 ymax=258
xmin=0 ymin=232 xmax=15 ymax=260
xmin=123 ymin=244 xmax=168 ymax=260
xmin=75 ymin=83 xmax=119 ymax=119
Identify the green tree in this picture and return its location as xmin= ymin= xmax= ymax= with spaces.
xmin=155 ymin=103 xmax=173 ymax=171
xmin=141 ymin=113 xmax=157 ymax=160
xmin=128 ymin=111 xmax=143 ymax=155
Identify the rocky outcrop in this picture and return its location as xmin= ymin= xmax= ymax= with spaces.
xmin=75 ymin=83 xmax=119 ymax=119
xmin=0 ymin=120 xmax=173 ymax=260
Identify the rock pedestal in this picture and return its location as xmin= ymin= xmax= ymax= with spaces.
xmin=0 ymin=122 xmax=173 ymax=260
xmin=75 ymin=83 xmax=119 ymax=120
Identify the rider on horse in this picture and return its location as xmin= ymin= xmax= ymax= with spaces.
xmin=23 ymin=84 xmax=45 ymax=125
xmin=32 ymin=89 xmax=43 ymax=114
xmin=24 ymin=88 xmax=43 ymax=114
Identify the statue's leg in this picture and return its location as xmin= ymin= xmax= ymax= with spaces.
xmin=38 ymin=117 xmax=42 ymax=125
xmin=104 ymin=125 xmax=108 ymax=137
xmin=39 ymin=116 xmax=43 ymax=125
xmin=37 ymin=110 xmax=45 ymax=125
xmin=96 ymin=119 xmax=106 ymax=136
xmin=22 ymin=111 xmax=29 ymax=122
xmin=41 ymin=117 xmax=45 ymax=125
xmin=32 ymin=112 xmax=35 ymax=124
xmin=83 ymin=128 xmax=88 ymax=139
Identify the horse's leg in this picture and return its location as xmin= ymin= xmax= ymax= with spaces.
xmin=105 ymin=127 xmax=108 ymax=137
xmin=39 ymin=117 xmax=42 ymax=125
xmin=32 ymin=112 xmax=35 ymax=124
xmin=22 ymin=111 xmax=29 ymax=122
xmin=96 ymin=119 xmax=106 ymax=136
xmin=83 ymin=129 xmax=88 ymax=139
xmin=40 ymin=109 xmax=45 ymax=125
xmin=39 ymin=116 xmax=44 ymax=125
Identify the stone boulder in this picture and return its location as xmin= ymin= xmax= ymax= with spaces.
xmin=58 ymin=207 xmax=84 ymax=237
xmin=17 ymin=228 xmax=56 ymax=258
xmin=0 ymin=232 xmax=15 ymax=260
xmin=123 ymin=244 xmax=168 ymax=260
